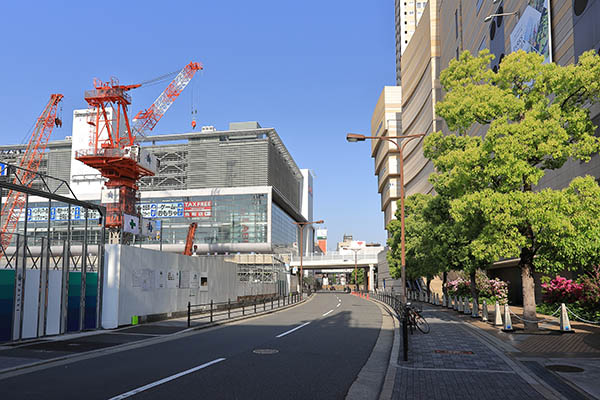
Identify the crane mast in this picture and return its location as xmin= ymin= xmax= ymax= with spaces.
xmin=0 ymin=94 xmax=63 ymax=249
xmin=75 ymin=62 xmax=202 ymax=244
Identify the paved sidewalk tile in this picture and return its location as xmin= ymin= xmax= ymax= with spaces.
xmin=393 ymin=307 xmax=541 ymax=400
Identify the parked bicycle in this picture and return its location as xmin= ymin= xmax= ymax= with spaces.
xmin=403 ymin=302 xmax=430 ymax=334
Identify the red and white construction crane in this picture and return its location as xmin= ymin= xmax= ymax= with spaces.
xmin=0 ymin=94 xmax=64 ymax=250
xmin=75 ymin=62 xmax=203 ymax=243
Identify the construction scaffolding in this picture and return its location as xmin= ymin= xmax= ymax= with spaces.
xmin=0 ymin=163 xmax=106 ymax=342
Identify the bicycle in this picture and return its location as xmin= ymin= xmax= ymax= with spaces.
xmin=403 ymin=302 xmax=430 ymax=334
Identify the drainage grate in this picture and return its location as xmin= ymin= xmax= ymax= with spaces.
xmin=434 ymin=350 xmax=474 ymax=355
xmin=253 ymin=349 xmax=279 ymax=355
xmin=545 ymin=364 xmax=584 ymax=373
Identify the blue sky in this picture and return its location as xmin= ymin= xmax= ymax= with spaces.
xmin=0 ymin=0 xmax=395 ymax=249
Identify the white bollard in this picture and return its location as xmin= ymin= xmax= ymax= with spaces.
xmin=453 ymin=295 xmax=458 ymax=310
xmin=457 ymin=296 xmax=464 ymax=312
xmin=482 ymin=300 xmax=489 ymax=322
xmin=471 ymin=298 xmax=479 ymax=318
xmin=463 ymin=298 xmax=471 ymax=315
xmin=560 ymin=303 xmax=573 ymax=333
xmin=502 ymin=304 xmax=514 ymax=332
xmin=494 ymin=301 xmax=503 ymax=326
xmin=442 ymin=293 xmax=447 ymax=307
xmin=436 ymin=293 xmax=441 ymax=306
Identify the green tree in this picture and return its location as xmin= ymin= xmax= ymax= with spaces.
xmin=426 ymin=49 xmax=600 ymax=330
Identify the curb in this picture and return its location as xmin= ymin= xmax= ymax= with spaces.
xmin=0 ymin=294 xmax=314 ymax=378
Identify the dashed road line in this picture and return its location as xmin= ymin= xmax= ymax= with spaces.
xmin=108 ymin=358 xmax=226 ymax=399
xmin=322 ymin=310 xmax=334 ymax=316
xmin=275 ymin=322 xmax=311 ymax=338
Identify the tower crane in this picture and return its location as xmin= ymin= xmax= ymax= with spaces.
xmin=0 ymin=94 xmax=64 ymax=250
xmin=75 ymin=62 xmax=203 ymax=243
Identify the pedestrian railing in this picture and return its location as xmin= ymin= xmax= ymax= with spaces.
xmin=187 ymin=292 xmax=303 ymax=328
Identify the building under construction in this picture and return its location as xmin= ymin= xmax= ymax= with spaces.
xmin=0 ymin=120 xmax=314 ymax=255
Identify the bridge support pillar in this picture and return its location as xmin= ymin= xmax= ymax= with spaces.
xmin=368 ymin=264 xmax=375 ymax=292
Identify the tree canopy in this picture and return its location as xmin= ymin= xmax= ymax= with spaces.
xmin=421 ymin=49 xmax=600 ymax=329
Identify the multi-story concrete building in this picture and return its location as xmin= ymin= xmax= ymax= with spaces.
xmin=0 ymin=119 xmax=313 ymax=255
xmin=375 ymin=0 xmax=600 ymax=298
xmin=395 ymin=0 xmax=428 ymax=84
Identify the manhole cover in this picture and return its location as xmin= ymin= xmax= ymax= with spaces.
xmin=546 ymin=365 xmax=584 ymax=373
xmin=253 ymin=349 xmax=279 ymax=355
xmin=434 ymin=350 xmax=474 ymax=355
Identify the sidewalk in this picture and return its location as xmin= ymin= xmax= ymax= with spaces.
xmin=392 ymin=305 xmax=545 ymax=399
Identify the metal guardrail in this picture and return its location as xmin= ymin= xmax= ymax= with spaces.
xmin=187 ymin=293 xmax=304 ymax=328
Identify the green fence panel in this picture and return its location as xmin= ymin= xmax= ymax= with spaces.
xmin=0 ymin=270 xmax=15 ymax=342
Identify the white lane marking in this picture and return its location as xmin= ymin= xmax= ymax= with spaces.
xmin=108 ymin=358 xmax=226 ymax=399
xmin=276 ymin=322 xmax=311 ymax=338
xmin=336 ymin=303 xmax=341 ymax=308
xmin=322 ymin=309 xmax=334 ymax=316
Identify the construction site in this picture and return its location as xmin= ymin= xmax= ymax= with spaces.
xmin=0 ymin=62 xmax=309 ymax=342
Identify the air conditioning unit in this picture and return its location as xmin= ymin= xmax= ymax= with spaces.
xmin=201 ymin=125 xmax=216 ymax=132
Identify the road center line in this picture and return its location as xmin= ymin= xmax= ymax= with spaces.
xmin=336 ymin=303 xmax=341 ymax=308
xmin=108 ymin=358 xmax=226 ymax=400
xmin=276 ymin=322 xmax=311 ymax=338
xmin=322 ymin=309 xmax=334 ymax=316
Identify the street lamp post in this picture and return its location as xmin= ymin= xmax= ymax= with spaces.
xmin=294 ymin=219 xmax=324 ymax=296
xmin=346 ymin=133 xmax=426 ymax=304
xmin=350 ymin=247 xmax=361 ymax=292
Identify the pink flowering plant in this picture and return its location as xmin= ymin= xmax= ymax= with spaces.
xmin=541 ymin=276 xmax=583 ymax=304
xmin=538 ymin=266 xmax=600 ymax=322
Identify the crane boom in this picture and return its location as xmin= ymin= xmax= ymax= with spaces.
xmin=132 ymin=62 xmax=203 ymax=139
xmin=1 ymin=94 xmax=64 ymax=249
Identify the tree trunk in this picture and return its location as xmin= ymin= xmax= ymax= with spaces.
xmin=520 ymin=251 xmax=538 ymax=331
xmin=442 ymin=271 xmax=448 ymax=297
xmin=426 ymin=277 xmax=431 ymax=295
xmin=469 ymin=270 xmax=478 ymax=304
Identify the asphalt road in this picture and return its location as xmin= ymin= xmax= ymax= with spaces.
xmin=0 ymin=292 xmax=383 ymax=400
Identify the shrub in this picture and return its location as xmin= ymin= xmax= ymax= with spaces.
xmin=444 ymin=270 xmax=508 ymax=304
xmin=541 ymin=276 xmax=583 ymax=304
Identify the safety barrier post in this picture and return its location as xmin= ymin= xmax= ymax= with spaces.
xmin=482 ymin=300 xmax=488 ymax=322
xmin=494 ymin=302 xmax=503 ymax=326
xmin=254 ymin=298 xmax=257 ymax=314
xmin=560 ymin=303 xmax=572 ymax=333
xmin=210 ymin=299 xmax=214 ymax=323
xmin=228 ymin=299 xmax=231 ymax=319
xmin=502 ymin=304 xmax=514 ymax=332
xmin=271 ymin=297 xmax=274 ymax=310
xmin=187 ymin=302 xmax=191 ymax=328
xmin=471 ymin=298 xmax=479 ymax=318
xmin=263 ymin=298 xmax=266 ymax=311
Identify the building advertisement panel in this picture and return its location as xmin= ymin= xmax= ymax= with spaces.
xmin=510 ymin=0 xmax=552 ymax=63
xmin=26 ymin=206 xmax=100 ymax=222
xmin=139 ymin=202 xmax=184 ymax=218
xmin=183 ymin=201 xmax=212 ymax=218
